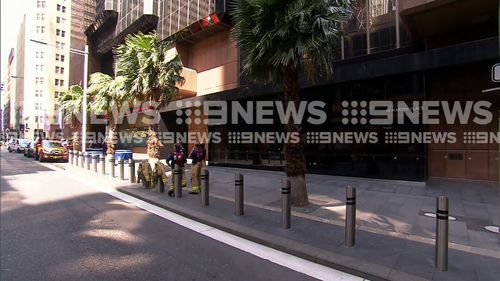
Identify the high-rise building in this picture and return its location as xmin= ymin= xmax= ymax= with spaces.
xmin=86 ymin=0 xmax=498 ymax=182
xmin=16 ymin=0 xmax=72 ymax=139
xmin=15 ymin=0 xmax=95 ymax=139
xmin=1 ymin=49 xmax=16 ymax=133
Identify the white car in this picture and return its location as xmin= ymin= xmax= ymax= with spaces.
xmin=8 ymin=138 xmax=30 ymax=153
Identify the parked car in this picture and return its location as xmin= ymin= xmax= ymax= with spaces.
xmin=23 ymin=140 xmax=32 ymax=157
xmin=7 ymin=138 xmax=17 ymax=152
xmin=25 ymin=141 xmax=37 ymax=158
xmin=33 ymin=137 xmax=43 ymax=160
xmin=8 ymin=138 xmax=30 ymax=153
xmin=18 ymin=139 xmax=30 ymax=153
xmin=37 ymin=140 xmax=68 ymax=162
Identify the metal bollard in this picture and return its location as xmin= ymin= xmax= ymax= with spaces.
xmin=109 ymin=156 xmax=115 ymax=178
xmin=69 ymin=150 xmax=74 ymax=165
xmin=80 ymin=152 xmax=84 ymax=168
xmin=92 ymin=154 xmax=98 ymax=173
xmin=74 ymin=151 xmax=79 ymax=166
xmin=345 ymin=185 xmax=356 ymax=247
xmin=174 ymin=164 xmax=182 ymax=198
xmin=118 ymin=159 xmax=124 ymax=180
xmin=435 ymin=196 xmax=449 ymax=271
xmin=85 ymin=153 xmax=91 ymax=170
xmin=157 ymin=176 xmax=165 ymax=193
xmin=281 ymin=179 xmax=291 ymax=229
xmin=201 ymin=169 xmax=209 ymax=206
xmin=129 ymin=159 xmax=135 ymax=183
xmin=100 ymin=154 xmax=106 ymax=174
xmin=235 ymin=173 xmax=244 ymax=216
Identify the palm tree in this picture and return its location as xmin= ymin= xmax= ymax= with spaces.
xmin=87 ymin=72 xmax=127 ymax=156
xmin=114 ymin=31 xmax=185 ymax=158
xmin=58 ymin=84 xmax=86 ymax=151
xmin=232 ymin=0 xmax=352 ymax=206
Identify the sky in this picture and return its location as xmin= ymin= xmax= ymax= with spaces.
xmin=1 ymin=0 xmax=29 ymax=84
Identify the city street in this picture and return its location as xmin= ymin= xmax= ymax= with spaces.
xmin=0 ymin=150 xmax=355 ymax=281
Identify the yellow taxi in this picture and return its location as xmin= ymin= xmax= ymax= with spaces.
xmin=37 ymin=140 xmax=68 ymax=162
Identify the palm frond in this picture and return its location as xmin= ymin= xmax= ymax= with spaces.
xmin=231 ymin=0 xmax=352 ymax=83
xmin=114 ymin=31 xmax=185 ymax=110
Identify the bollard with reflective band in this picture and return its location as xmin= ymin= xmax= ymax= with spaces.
xmin=109 ymin=156 xmax=115 ymax=178
xmin=80 ymin=152 xmax=85 ymax=168
xmin=281 ymin=179 xmax=291 ymax=229
xmin=235 ymin=173 xmax=244 ymax=216
xmin=435 ymin=196 xmax=449 ymax=271
xmin=69 ymin=150 xmax=74 ymax=165
xmin=118 ymin=159 xmax=124 ymax=180
xmin=86 ymin=153 xmax=91 ymax=170
xmin=345 ymin=185 xmax=356 ymax=247
xmin=100 ymin=154 xmax=106 ymax=174
xmin=74 ymin=151 xmax=79 ymax=166
xmin=174 ymin=164 xmax=182 ymax=198
xmin=129 ymin=159 xmax=135 ymax=183
xmin=201 ymin=169 xmax=209 ymax=206
xmin=92 ymin=154 xmax=98 ymax=172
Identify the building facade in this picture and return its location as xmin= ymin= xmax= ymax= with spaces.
xmin=1 ymin=49 xmax=16 ymax=134
xmin=14 ymin=0 xmax=95 ymax=139
xmin=87 ymin=0 xmax=499 ymax=182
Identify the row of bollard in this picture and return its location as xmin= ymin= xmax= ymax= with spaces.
xmin=68 ymin=151 xmax=136 ymax=183
xmin=229 ymin=174 xmax=449 ymax=272
xmin=69 ymin=149 xmax=450 ymax=272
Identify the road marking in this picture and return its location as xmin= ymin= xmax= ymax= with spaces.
xmin=82 ymin=183 xmax=366 ymax=281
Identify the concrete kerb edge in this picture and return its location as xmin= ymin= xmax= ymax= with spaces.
xmin=116 ymin=187 xmax=398 ymax=281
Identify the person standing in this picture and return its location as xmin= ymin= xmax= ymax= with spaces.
xmin=189 ymin=144 xmax=203 ymax=194
xmin=167 ymin=143 xmax=187 ymax=196
xmin=199 ymin=143 xmax=207 ymax=168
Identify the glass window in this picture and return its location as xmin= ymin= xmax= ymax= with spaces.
xmin=56 ymin=29 xmax=60 ymax=36
xmin=60 ymin=80 xmax=64 ymax=86
xmin=61 ymin=31 xmax=65 ymax=37
xmin=56 ymin=54 xmax=60 ymax=61
xmin=55 ymin=79 xmax=59 ymax=86
xmin=60 ymin=67 xmax=64 ymax=74
xmin=56 ymin=16 xmax=60 ymax=23
xmin=62 ymin=6 xmax=66 ymax=13
xmin=60 ymin=55 xmax=65 ymax=62
xmin=57 ymin=4 xmax=61 ymax=11
xmin=55 ymin=66 xmax=59 ymax=73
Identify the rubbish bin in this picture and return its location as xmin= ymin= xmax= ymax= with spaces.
xmin=87 ymin=151 xmax=103 ymax=164
xmin=115 ymin=150 xmax=133 ymax=162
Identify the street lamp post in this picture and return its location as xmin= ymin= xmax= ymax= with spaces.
xmin=30 ymin=39 xmax=89 ymax=152
xmin=81 ymin=45 xmax=89 ymax=153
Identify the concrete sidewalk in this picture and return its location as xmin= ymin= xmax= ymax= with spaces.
xmin=55 ymin=161 xmax=499 ymax=281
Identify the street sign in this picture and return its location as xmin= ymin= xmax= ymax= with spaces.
xmin=492 ymin=63 xmax=500 ymax=82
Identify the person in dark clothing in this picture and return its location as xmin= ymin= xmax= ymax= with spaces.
xmin=167 ymin=143 xmax=187 ymax=196
xmin=188 ymin=143 xmax=206 ymax=194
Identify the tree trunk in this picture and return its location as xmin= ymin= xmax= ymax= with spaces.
xmin=283 ymin=66 xmax=309 ymax=207
xmin=147 ymin=123 xmax=162 ymax=159
xmin=107 ymin=117 xmax=117 ymax=156
xmin=70 ymin=115 xmax=81 ymax=151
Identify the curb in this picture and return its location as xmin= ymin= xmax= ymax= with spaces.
xmin=117 ymin=187 xmax=423 ymax=281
